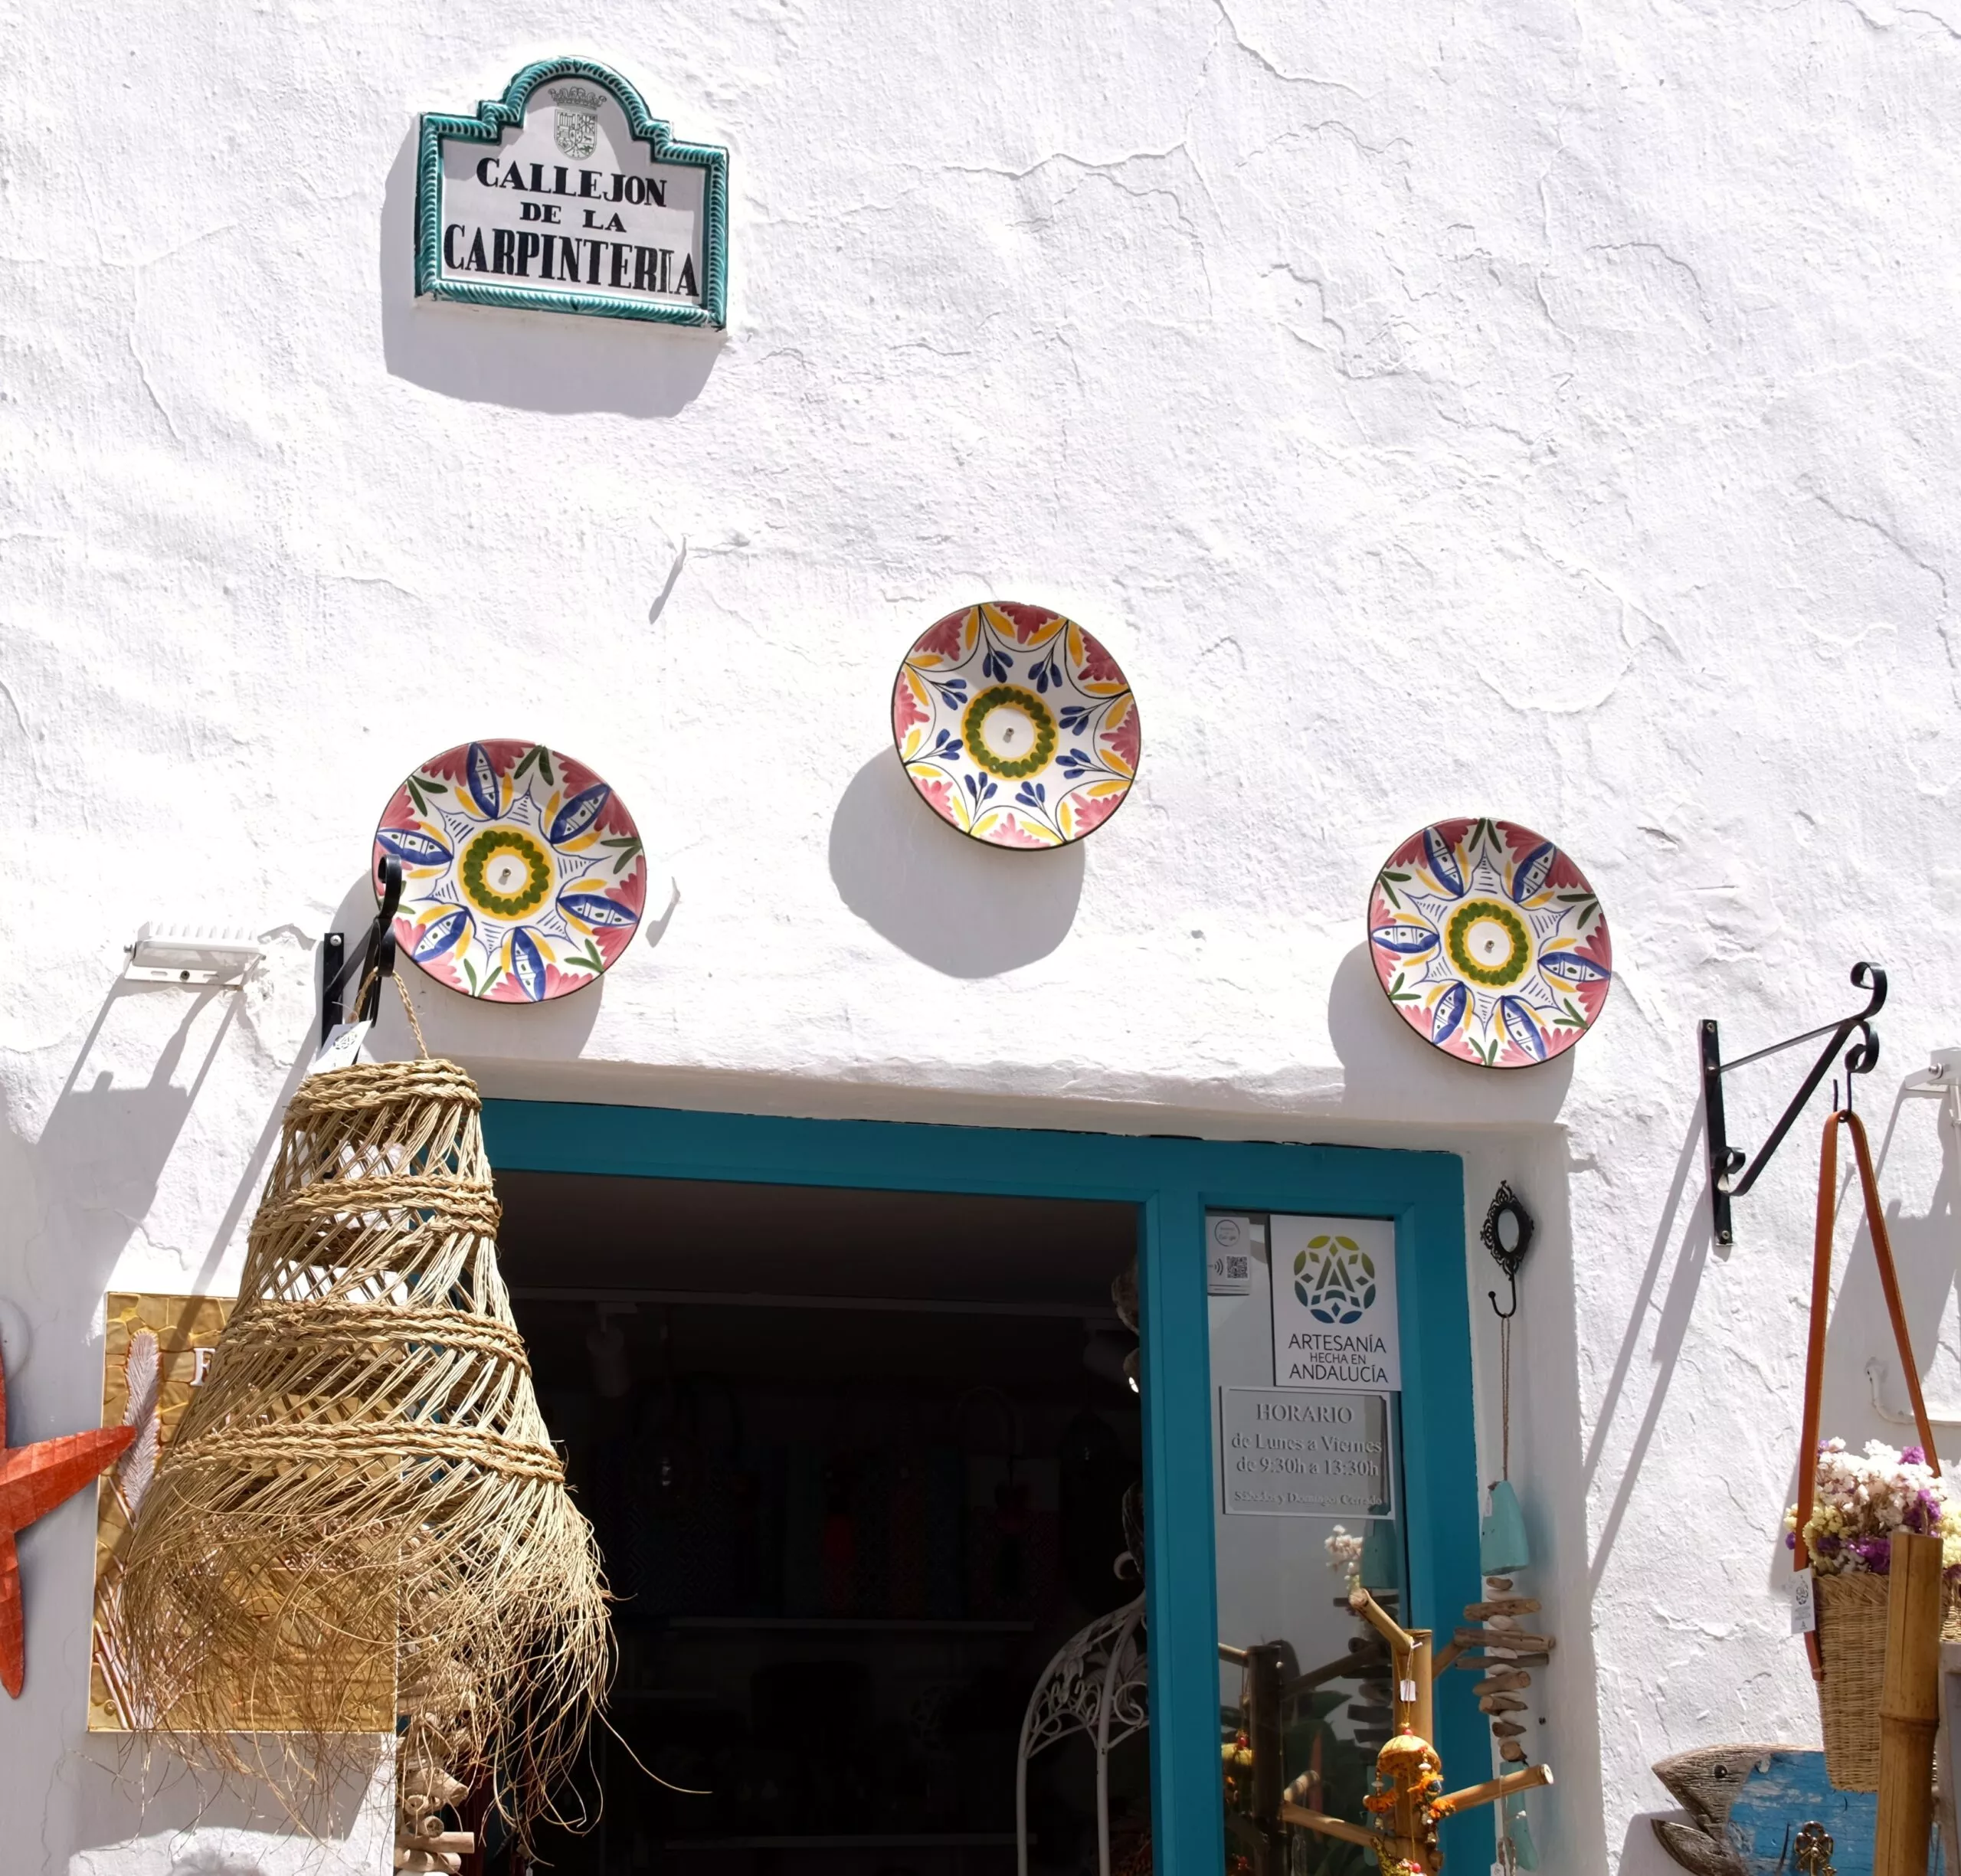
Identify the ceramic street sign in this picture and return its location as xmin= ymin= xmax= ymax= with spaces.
xmin=417 ymin=59 xmax=727 ymax=327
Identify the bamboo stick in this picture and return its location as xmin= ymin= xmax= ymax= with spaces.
xmin=1279 ymin=1802 xmax=1377 ymax=1848
xmin=1410 ymin=1629 xmax=1434 ymax=1753
xmin=1432 ymin=1763 xmax=1554 ymax=1818
xmin=1877 ymin=1528 xmax=1943 ymax=1876
xmin=1349 ymin=1586 xmax=1416 ymax=1655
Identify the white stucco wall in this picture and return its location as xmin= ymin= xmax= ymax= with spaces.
xmin=7 ymin=2 xmax=1961 ymax=1870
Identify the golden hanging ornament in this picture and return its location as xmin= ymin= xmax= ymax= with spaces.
xmin=116 ymin=990 xmax=607 ymax=1861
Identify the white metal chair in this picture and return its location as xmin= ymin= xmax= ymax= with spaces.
xmin=1014 ymin=1594 xmax=1149 ymax=1876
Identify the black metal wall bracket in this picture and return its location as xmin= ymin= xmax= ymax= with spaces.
xmin=318 ymin=856 xmax=403 ymax=1046
xmin=1701 ymin=961 xmax=1886 ymax=1246
xmin=1481 ymin=1183 xmax=1536 ymax=1320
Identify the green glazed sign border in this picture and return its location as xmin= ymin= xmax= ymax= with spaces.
xmin=415 ymin=58 xmax=728 ymax=329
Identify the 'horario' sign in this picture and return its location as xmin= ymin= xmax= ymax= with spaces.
xmin=416 ymin=59 xmax=728 ymax=328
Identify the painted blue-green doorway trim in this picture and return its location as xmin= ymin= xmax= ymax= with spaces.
xmin=482 ymin=1101 xmax=1483 ymax=1874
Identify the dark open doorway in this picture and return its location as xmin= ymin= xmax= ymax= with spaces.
xmin=487 ymin=1173 xmax=1150 ymax=1876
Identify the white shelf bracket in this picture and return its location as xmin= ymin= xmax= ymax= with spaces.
xmin=123 ymin=925 xmax=264 ymax=987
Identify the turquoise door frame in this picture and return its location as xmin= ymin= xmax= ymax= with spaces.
xmin=482 ymin=1101 xmax=1485 ymax=1874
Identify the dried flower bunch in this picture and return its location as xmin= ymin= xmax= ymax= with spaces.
xmin=1324 ymin=1524 xmax=1365 ymax=1580
xmin=1785 ymin=1439 xmax=1961 ymax=1576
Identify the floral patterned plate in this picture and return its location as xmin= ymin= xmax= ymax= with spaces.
xmin=1367 ymin=817 xmax=1612 ymax=1068
xmin=891 ymin=602 xmax=1141 ymax=847
xmin=373 ymin=741 xmax=646 ymax=1002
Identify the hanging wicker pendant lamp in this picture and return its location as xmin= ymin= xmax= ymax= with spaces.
xmin=116 ymin=986 xmax=607 ymax=1865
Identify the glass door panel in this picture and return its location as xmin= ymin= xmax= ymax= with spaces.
xmin=1209 ymin=1211 xmax=1406 ymax=1876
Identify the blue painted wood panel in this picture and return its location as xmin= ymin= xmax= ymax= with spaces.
xmin=1663 ymin=1747 xmax=1943 ymax=1875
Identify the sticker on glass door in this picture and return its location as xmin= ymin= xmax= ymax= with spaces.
xmin=1269 ymin=1214 xmax=1400 ymax=1387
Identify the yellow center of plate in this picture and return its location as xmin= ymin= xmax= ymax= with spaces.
xmin=460 ymin=827 xmax=552 ymax=919
xmin=1445 ymin=898 xmax=1530 ymax=987
xmin=964 ymin=686 xmax=1057 ymax=779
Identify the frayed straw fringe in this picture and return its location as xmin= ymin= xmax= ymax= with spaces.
xmin=115 ymin=1046 xmax=608 ymax=1855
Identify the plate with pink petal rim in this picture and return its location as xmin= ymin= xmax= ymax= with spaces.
xmin=890 ymin=601 xmax=1141 ymax=848
xmin=372 ymin=739 xmax=646 ymax=1002
xmin=1367 ymin=817 xmax=1611 ymax=1067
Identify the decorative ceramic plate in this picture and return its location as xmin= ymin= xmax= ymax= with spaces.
xmin=1367 ymin=817 xmax=1612 ymax=1068
xmin=891 ymin=602 xmax=1141 ymax=847
xmin=373 ymin=741 xmax=647 ymax=1002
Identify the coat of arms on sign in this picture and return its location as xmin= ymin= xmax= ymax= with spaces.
xmin=550 ymin=84 xmax=602 ymax=159
xmin=417 ymin=58 xmax=728 ymax=328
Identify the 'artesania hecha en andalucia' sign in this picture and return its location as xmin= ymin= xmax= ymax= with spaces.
xmin=417 ymin=59 xmax=727 ymax=327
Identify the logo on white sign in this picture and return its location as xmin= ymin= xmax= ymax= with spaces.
xmin=1269 ymin=1214 xmax=1400 ymax=1390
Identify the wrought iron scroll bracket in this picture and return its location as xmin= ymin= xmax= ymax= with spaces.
xmin=1701 ymin=961 xmax=1887 ymax=1247
xmin=318 ymin=856 xmax=404 ymax=1045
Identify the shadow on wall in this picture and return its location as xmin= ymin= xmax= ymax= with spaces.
xmin=377 ymin=127 xmax=722 ymax=417
xmin=1578 ymin=1104 xmax=1717 ymax=1594
xmin=828 ymin=750 xmax=1086 ymax=977
xmin=1580 ymin=1066 xmax=1961 ymax=1606
xmin=18 ymin=977 xmax=244 ymax=1339
xmin=26 ymin=935 xmax=447 ymax=1868
xmin=5 ymin=968 xmax=381 ymax=1867
xmin=1324 ymin=942 xmax=1578 ymax=1119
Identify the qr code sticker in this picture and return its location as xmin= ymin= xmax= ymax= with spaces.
xmin=1222 ymin=1255 xmax=1249 ymax=1279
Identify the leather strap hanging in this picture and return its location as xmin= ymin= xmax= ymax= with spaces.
xmin=1792 ymin=1109 xmax=1940 ymax=1678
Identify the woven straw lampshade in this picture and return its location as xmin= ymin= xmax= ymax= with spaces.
xmin=116 ymin=1032 xmax=607 ymax=1860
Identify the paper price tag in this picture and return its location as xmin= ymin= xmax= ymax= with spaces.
xmin=1790 ymin=1567 xmax=1816 ymax=1635
xmin=308 ymin=1020 xmax=372 ymax=1079
xmin=1399 ymin=1678 xmax=1418 ymax=1704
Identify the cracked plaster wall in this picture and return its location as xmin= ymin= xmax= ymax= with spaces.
xmin=6 ymin=0 xmax=1961 ymax=1870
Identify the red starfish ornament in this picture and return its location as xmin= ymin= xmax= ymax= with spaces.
xmin=0 ymin=1337 xmax=132 ymax=1696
